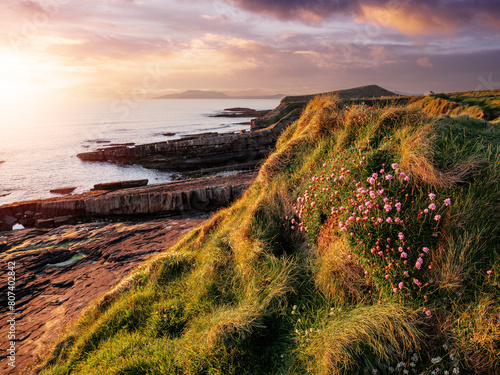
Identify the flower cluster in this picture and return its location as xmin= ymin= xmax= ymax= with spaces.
xmin=291 ymin=149 xmax=451 ymax=308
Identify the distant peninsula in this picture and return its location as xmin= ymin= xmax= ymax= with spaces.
xmin=154 ymin=89 xmax=286 ymax=100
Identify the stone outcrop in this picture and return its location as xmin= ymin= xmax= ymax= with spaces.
xmin=0 ymin=173 xmax=254 ymax=232
xmin=92 ymin=179 xmax=148 ymax=191
xmin=50 ymin=187 xmax=77 ymax=195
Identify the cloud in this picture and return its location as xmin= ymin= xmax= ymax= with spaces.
xmin=223 ymin=0 xmax=500 ymax=34
xmin=417 ymin=57 xmax=432 ymax=68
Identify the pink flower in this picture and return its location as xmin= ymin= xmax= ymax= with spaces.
xmin=399 ymin=172 xmax=407 ymax=178
xmin=422 ymin=247 xmax=429 ymax=253
xmin=395 ymin=202 xmax=402 ymax=211
xmin=428 ymin=193 xmax=436 ymax=200
xmin=487 ymin=270 xmax=493 ymax=275
xmin=392 ymin=163 xmax=399 ymax=169
xmin=367 ymin=177 xmax=376 ymax=185
xmin=401 ymin=252 xmax=407 ymax=259
xmin=398 ymin=232 xmax=405 ymax=240
xmin=385 ymin=275 xmax=390 ymax=279
xmin=403 ymin=271 xmax=409 ymax=277
xmin=386 ymin=217 xmax=393 ymax=223
xmin=415 ymin=257 xmax=423 ymax=269
xmin=377 ymin=218 xmax=384 ymax=223
xmin=311 ymin=202 xmax=316 ymax=207
xmin=428 ymin=203 xmax=436 ymax=210
xmin=291 ymin=226 xmax=295 ymax=230
xmin=384 ymin=204 xmax=392 ymax=212
xmin=404 ymin=176 xmax=410 ymax=181
xmin=369 ymin=191 xmax=376 ymax=199
xmin=425 ymin=310 xmax=432 ymax=316
xmin=424 ymin=209 xmax=429 ymax=214
xmin=364 ymin=271 xmax=369 ymax=275
xmin=393 ymin=288 xmax=398 ymax=293
xmin=372 ymin=173 xmax=378 ymax=179
xmin=398 ymin=282 xmax=404 ymax=289
xmin=434 ymin=215 xmax=441 ymax=221
xmin=398 ymin=247 xmax=403 ymax=252
xmin=414 ymin=279 xmax=422 ymax=287
xmin=341 ymin=227 xmax=348 ymax=232
xmin=358 ymin=205 xmax=364 ymax=211
xmin=444 ymin=198 xmax=451 ymax=206
xmin=385 ymin=174 xmax=393 ymax=180
xmin=378 ymin=251 xmax=384 ymax=256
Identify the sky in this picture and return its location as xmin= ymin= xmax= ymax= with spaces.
xmin=0 ymin=0 xmax=500 ymax=101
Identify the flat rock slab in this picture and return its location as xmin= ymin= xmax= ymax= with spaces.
xmin=93 ymin=179 xmax=149 ymax=191
xmin=0 ymin=215 xmax=206 ymax=373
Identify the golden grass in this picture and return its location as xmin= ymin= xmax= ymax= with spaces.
xmin=302 ymin=303 xmax=422 ymax=375
xmin=453 ymin=296 xmax=500 ymax=374
xmin=315 ymin=216 xmax=366 ymax=303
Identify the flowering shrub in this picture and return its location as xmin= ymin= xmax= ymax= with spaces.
xmin=291 ymin=146 xmax=451 ymax=310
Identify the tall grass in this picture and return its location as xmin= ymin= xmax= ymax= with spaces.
xmin=37 ymin=92 xmax=500 ymax=375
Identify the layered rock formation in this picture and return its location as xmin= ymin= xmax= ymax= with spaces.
xmin=0 ymin=173 xmax=254 ymax=232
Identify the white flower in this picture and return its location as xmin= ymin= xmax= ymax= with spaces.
xmin=443 ymin=343 xmax=448 ymax=350
xmin=431 ymin=356 xmax=442 ymax=364
xmin=410 ymin=361 xmax=416 ymax=367
xmin=403 ymin=370 xmax=409 ymax=375
xmin=452 ymin=368 xmax=459 ymax=374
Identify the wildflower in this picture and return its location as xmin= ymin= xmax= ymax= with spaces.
xmin=398 ymin=232 xmax=404 ymax=240
xmin=422 ymin=247 xmax=429 ymax=253
xmin=404 ymin=176 xmax=410 ymax=181
xmin=364 ymin=271 xmax=369 ymax=276
xmin=386 ymin=217 xmax=393 ymax=223
xmin=444 ymin=198 xmax=451 ymax=206
xmin=399 ymin=172 xmax=407 ymax=178
xmin=424 ymin=209 xmax=429 ymax=214
xmin=311 ymin=202 xmax=316 ymax=207
xmin=434 ymin=215 xmax=441 ymax=221
xmin=429 ymin=203 xmax=436 ymax=210
xmin=425 ymin=310 xmax=432 ymax=316
xmin=453 ymin=367 xmax=459 ymax=374
xmin=392 ymin=163 xmax=399 ymax=169
xmin=414 ymin=279 xmax=422 ymax=287
xmin=395 ymin=202 xmax=402 ymax=211
xmin=385 ymin=174 xmax=393 ymax=180
xmin=429 ymin=193 xmax=436 ymax=200
xmin=291 ymin=226 xmax=295 ymax=230
xmin=341 ymin=227 xmax=347 ymax=232
xmin=384 ymin=204 xmax=392 ymax=211
xmin=367 ymin=177 xmax=376 ymax=185
xmin=377 ymin=218 xmax=383 ymax=223
xmin=403 ymin=271 xmax=409 ymax=276
xmin=431 ymin=357 xmax=441 ymax=364
xmin=487 ymin=270 xmax=493 ymax=275
xmin=401 ymin=252 xmax=408 ymax=259
xmin=399 ymin=282 xmax=404 ymax=289
xmin=385 ymin=274 xmax=390 ymax=279
xmin=393 ymin=288 xmax=398 ymax=293
xmin=369 ymin=191 xmax=376 ymax=199
xmin=415 ymin=257 xmax=423 ymax=269
xmin=378 ymin=251 xmax=384 ymax=256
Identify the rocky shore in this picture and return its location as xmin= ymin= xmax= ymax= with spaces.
xmin=0 ymin=215 xmax=206 ymax=373
xmin=76 ymin=98 xmax=306 ymax=174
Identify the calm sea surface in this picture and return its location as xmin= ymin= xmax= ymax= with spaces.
xmin=0 ymin=98 xmax=280 ymax=205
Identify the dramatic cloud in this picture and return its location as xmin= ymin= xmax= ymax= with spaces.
xmin=225 ymin=0 xmax=500 ymax=34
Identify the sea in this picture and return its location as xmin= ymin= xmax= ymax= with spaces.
xmin=0 ymin=98 xmax=281 ymax=206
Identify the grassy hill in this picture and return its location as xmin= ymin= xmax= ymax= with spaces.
xmin=37 ymin=90 xmax=500 ymax=374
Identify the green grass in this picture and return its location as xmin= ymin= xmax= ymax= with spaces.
xmin=36 ymin=91 xmax=500 ymax=375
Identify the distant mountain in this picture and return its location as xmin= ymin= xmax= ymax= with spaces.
xmin=282 ymin=85 xmax=400 ymax=104
xmin=154 ymin=90 xmax=286 ymax=100
xmin=155 ymin=90 xmax=230 ymax=99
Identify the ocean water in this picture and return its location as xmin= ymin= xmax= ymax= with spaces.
xmin=0 ymin=98 xmax=281 ymax=206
